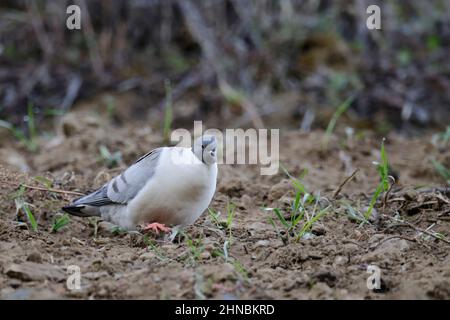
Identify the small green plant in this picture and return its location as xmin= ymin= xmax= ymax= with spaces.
xmin=163 ymin=79 xmax=173 ymax=144
xmin=13 ymin=185 xmax=38 ymax=231
xmin=99 ymin=145 xmax=122 ymax=168
xmin=51 ymin=214 xmax=70 ymax=233
xmin=344 ymin=202 xmax=369 ymax=224
xmin=166 ymin=49 xmax=190 ymax=73
xmin=296 ymin=204 xmax=330 ymax=240
xmin=219 ymin=80 xmax=246 ymax=106
xmin=266 ymin=166 xmax=330 ymax=241
xmin=143 ymin=235 xmax=168 ymax=261
xmin=426 ymin=35 xmax=441 ymax=51
xmin=22 ymin=203 xmax=38 ymax=232
xmin=187 ymin=237 xmax=204 ymax=261
xmin=232 ymin=259 xmax=248 ymax=279
xmin=212 ymin=240 xmax=229 ymax=261
xmin=43 ymin=108 xmax=65 ymax=117
xmin=0 ymin=102 xmax=38 ymax=152
xmin=26 ymin=102 xmax=37 ymax=146
xmin=207 ymin=207 xmax=222 ymax=228
xmin=88 ymin=217 xmax=99 ymax=238
xmin=365 ymin=139 xmax=390 ymax=219
xmin=212 ymin=240 xmax=248 ymax=280
xmin=34 ymin=175 xmax=53 ymax=188
xmin=435 ymin=126 xmax=450 ymax=145
xmin=103 ymin=95 xmax=116 ymax=120
xmin=431 ymin=158 xmax=450 ymax=185
xmin=9 ymin=183 xmax=26 ymax=200
xmin=182 ymin=232 xmax=204 ymax=265
xmin=111 ymin=226 xmax=127 ymax=235
xmin=225 ymin=202 xmax=236 ymax=239
xmin=208 ymin=203 xmax=236 ymax=240
xmin=322 ymin=96 xmax=354 ymax=150
xmin=397 ymin=49 xmax=412 ymax=66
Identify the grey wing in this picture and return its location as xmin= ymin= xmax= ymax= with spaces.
xmin=73 ymin=148 xmax=163 ymax=207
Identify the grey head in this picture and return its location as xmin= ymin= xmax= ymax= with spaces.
xmin=192 ymin=135 xmax=217 ymax=165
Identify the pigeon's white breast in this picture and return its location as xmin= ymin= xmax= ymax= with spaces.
xmin=127 ymin=147 xmax=217 ymax=227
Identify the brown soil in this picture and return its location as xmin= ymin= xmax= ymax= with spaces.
xmin=0 ymin=108 xmax=449 ymax=300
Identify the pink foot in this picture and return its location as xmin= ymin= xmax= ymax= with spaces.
xmin=142 ymin=222 xmax=171 ymax=235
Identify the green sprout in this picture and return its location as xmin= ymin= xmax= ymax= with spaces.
xmin=266 ymin=166 xmax=329 ymax=242
xmin=207 ymin=207 xmax=222 ymax=228
xmin=99 ymin=145 xmax=122 ymax=168
xmin=431 ymin=159 xmax=450 ymax=185
xmin=13 ymin=185 xmax=38 ymax=232
xmin=365 ymin=139 xmax=390 ymax=219
xmin=51 ymin=214 xmax=70 ymax=233
xmin=0 ymin=102 xmax=38 ymax=152
xmin=163 ymin=79 xmax=173 ymax=144
xmin=322 ymin=96 xmax=354 ymax=150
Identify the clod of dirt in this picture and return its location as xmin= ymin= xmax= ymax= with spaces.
xmin=5 ymin=262 xmax=65 ymax=282
xmin=268 ymin=179 xmax=292 ymax=201
xmin=361 ymin=238 xmax=410 ymax=263
xmin=218 ymin=177 xmax=245 ymax=198
xmin=60 ymin=111 xmax=102 ymax=137
xmin=311 ymin=269 xmax=339 ymax=287
xmin=199 ymin=263 xmax=239 ymax=283
xmin=236 ymin=194 xmax=253 ymax=209
xmin=309 ymin=282 xmax=333 ymax=299
xmin=83 ymin=271 xmax=109 ymax=280
xmin=311 ymin=224 xmax=327 ymax=236
xmin=26 ymin=251 xmax=42 ymax=263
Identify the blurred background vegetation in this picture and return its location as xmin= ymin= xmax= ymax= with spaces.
xmin=0 ymin=0 xmax=449 ymax=137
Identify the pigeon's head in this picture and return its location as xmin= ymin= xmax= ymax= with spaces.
xmin=193 ymin=135 xmax=217 ymax=165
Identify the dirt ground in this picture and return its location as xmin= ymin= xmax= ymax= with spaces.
xmin=0 ymin=106 xmax=449 ymax=300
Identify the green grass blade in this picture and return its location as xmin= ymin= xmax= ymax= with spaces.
xmin=431 ymin=158 xmax=450 ymax=183
xmin=52 ymin=214 xmax=70 ymax=232
xmin=322 ymin=96 xmax=354 ymax=149
xmin=365 ymin=182 xmax=384 ymax=219
xmin=163 ymin=79 xmax=173 ymax=144
xmin=23 ymin=204 xmax=38 ymax=232
xmin=297 ymin=206 xmax=330 ymax=239
xmin=292 ymin=209 xmax=304 ymax=227
xmin=378 ymin=139 xmax=389 ymax=190
xmin=273 ymin=208 xmax=289 ymax=229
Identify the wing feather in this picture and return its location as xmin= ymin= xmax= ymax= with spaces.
xmin=73 ymin=148 xmax=163 ymax=207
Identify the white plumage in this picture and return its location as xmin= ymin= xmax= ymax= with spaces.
xmin=63 ymin=136 xmax=218 ymax=233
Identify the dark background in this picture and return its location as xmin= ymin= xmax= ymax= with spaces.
xmin=0 ymin=0 xmax=449 ymax=135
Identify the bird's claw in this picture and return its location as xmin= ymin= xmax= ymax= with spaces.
xmin=142 ymin=222 xmax=171 ymax=235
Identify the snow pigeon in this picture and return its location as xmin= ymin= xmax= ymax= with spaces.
xmin=62 ymin=135 xmax=218 ymax=237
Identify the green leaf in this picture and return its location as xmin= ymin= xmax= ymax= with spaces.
xmin=379 ymin=139 xmax=389 ymax=190
xmin=431 ymin=159 xmax=450 ymax=183
xmin=322 ymin=96 xmax=354 ymax=150
xmin=163 ymin=79 xmax=173 ymax=144
xmin=426 ymin=35 xmax=441 ymax=51
xmin=273 ymin=208 xmax=289 ymax=229
xmin=365 ymin=182 xmax=384 ymax=219
xmin=297 ymin=206 xmax=330 ymax=239
xmin=52 ymin=214 xmax=70 ymax=232
xmin=23 ymin=204 xmax=38 ymax=232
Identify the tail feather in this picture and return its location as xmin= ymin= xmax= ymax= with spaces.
xmin=62 ymin=205 xmax=101 ymax=217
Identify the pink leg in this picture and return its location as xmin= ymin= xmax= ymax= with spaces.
xmin=142 ymin=222 xmax=171 ymax=235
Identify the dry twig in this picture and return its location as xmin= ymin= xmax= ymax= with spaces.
xmin=20 ymin=184 xmax=85 ymax=196
xmin=332 ymin=169 xmax=359 ymax=199
xmin=383 ymin=214 xmax=450 ymax=245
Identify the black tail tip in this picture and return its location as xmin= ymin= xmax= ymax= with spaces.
xmin=62 ymin=205 xmax=86 ymax=217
